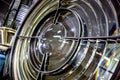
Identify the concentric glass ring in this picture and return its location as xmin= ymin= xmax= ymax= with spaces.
xmin=9 ymin=0 xmax=120 ymax=80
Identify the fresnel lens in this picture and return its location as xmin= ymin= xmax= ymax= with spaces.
xmin=8 ymin=0 xmax=120 ymax=80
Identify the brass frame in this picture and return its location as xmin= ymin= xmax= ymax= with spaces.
xmin=0 ymin=27 xmax=16 ymax=50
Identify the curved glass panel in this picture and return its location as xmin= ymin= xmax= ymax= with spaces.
xmin=9 ymin=0 xmax=120 ymax=80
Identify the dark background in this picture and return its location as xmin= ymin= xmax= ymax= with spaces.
xmin=0 ymin=0 xmax=12 ymax=23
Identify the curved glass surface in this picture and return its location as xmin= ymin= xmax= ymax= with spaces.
xmin=9 ymin=0 xmax=120 ymax=80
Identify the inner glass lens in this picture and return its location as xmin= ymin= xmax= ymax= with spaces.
xmin=36 ymin=10 xmax=81 ymax=71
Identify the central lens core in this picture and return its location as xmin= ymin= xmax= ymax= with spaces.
xmin=34 ymin=9 xmax=82 ymax=71
xmin=39 ymin=23 xmax=66 ymax=55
